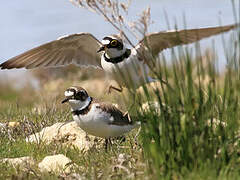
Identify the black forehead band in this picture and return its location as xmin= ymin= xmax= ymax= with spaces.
xmin=103 ymin=37 xmax=113 ymax=41
xmin=103 ymin=37 xmax=123 ymax=50
xmin=79 ymin=90 xmax=85 ymax=94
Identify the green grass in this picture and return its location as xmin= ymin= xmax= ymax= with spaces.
xmin=0 ymin=100 xmax=148 ymax=179
xmin=134 ymin=37 xmax=240 ymax=179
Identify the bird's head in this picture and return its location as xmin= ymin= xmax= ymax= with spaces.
xmin=62 ymin=86 xmax=91 ymax=111
xmin=97 ymin=35 xmax=126 ymax=58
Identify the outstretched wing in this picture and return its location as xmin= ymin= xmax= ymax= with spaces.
xmin=137 ymin=24 xmax=238 ymax=57
xmin=0 ymin=33 xmax=102 ymax=69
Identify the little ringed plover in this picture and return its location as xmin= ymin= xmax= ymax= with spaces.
xmin=1 ymin=24 xmax=238 ymax=91
xmin=62 ymin=86 xmax=140 ymax=148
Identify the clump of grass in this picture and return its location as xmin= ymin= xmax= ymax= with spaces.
xmin=135 ymin=32 xmax=240 ymax=178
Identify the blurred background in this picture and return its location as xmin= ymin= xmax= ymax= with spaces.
xmin=0 ymin=0 xmax=238 ymax=95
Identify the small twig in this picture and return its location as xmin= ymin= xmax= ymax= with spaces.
xmin=94 ymin=3 xmax=135 ymax=48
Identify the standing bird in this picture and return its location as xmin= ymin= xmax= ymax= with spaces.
xmin=0 ymin=24 xmax=238 ymax=91
xmin=62 ymin=86 xmax=139 ymax=149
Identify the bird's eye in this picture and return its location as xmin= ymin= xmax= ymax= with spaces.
xmin=111 ymin=40 xmax=118 ymax=47
xmin=76 ymin=91 xmax=84 ymax=97
xmin=75 ymin=91 xmax=87 ymax=101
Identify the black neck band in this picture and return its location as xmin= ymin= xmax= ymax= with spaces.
xmin=104 ymin=49 xmax=131 ymax=64
xmin=72 ymin=97 xmax=92 ymax=115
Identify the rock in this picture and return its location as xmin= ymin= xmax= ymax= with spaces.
xmin=26 ymin=122 xmax=62 ymax=144
xmin=26 ymin=121 xmax=97 ymax=151
xmin=38 ymin=154 xmax=73 ymax=173
xmin=1 ymin=156 xmax=35 ymax=171
xmin=8 ymin=122 xmax=20 ymax=128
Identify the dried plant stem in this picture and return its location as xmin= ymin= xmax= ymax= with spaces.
xmin=93 ymin=3 xmax=135 ymax=48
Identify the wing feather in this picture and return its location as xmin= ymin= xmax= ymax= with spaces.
xmin=0 ymin=33 xmax=102 ymax=69
xmin=40 ymin=51 xmax=61 ymax=68
xmin=137 ymin=24 xmax=238 ymax=57
xmin=6 ymin=49 xmax=46 ymax=68
xmin=96 ymin=101 xmax=132 ymax=126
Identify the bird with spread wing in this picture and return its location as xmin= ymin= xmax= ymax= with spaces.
xmin=0 ymin=24 xmax=238 ymax=92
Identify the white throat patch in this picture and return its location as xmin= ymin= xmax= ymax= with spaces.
xmin=105 ymin=47 xmax=126 ymax=58
xmin=79 ymin=97 xmax=92 ymax=110
xmin=69 ymin=97 xmax=92 ymax=111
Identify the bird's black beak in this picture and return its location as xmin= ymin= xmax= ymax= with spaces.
xmin=62 ymin=97 xmax=70 ymax=104
xmin=97 ymin=45 xmax=105 ymax=53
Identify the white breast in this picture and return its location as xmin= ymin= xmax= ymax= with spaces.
xmin=73 ymin=103 xmax=136 ymax=138
xmin=101 ymin=49 xmax=150 ymax=89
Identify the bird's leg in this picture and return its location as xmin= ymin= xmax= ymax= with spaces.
xmin=105 ymin=138 xmax=113 ymax=151
xmin=108 ymin=85 xmax=123 ymax=94
xmin=108 ymin=138 xmax=113 ymax=147
xmin=122 ymin=92 xmax=135 ymax=124
xmin=105 ymin=138 xmax=109 ymax=151
xmin=123 ymin=111 xmax=132 ymax=124
xmin=123 ymin=111 xmax=128 ymax=117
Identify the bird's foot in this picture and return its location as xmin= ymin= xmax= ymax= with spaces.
xmin=123 ymin=111 xmax=132 ymax=123
xmin=108 ymin=85 xmax=123 ymax=94
xmin=123 ymin=111 xmax=128 ymax=117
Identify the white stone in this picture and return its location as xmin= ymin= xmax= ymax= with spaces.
xmin=38 ymin=154 xmax=72 ymax=173
xmin=8 ymin=122 xmax=20 ymax=128
xmin=1 ymin=156 xmax=35 ymax=170
xmin=26 ymin=121 xmax=96 ymax=151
